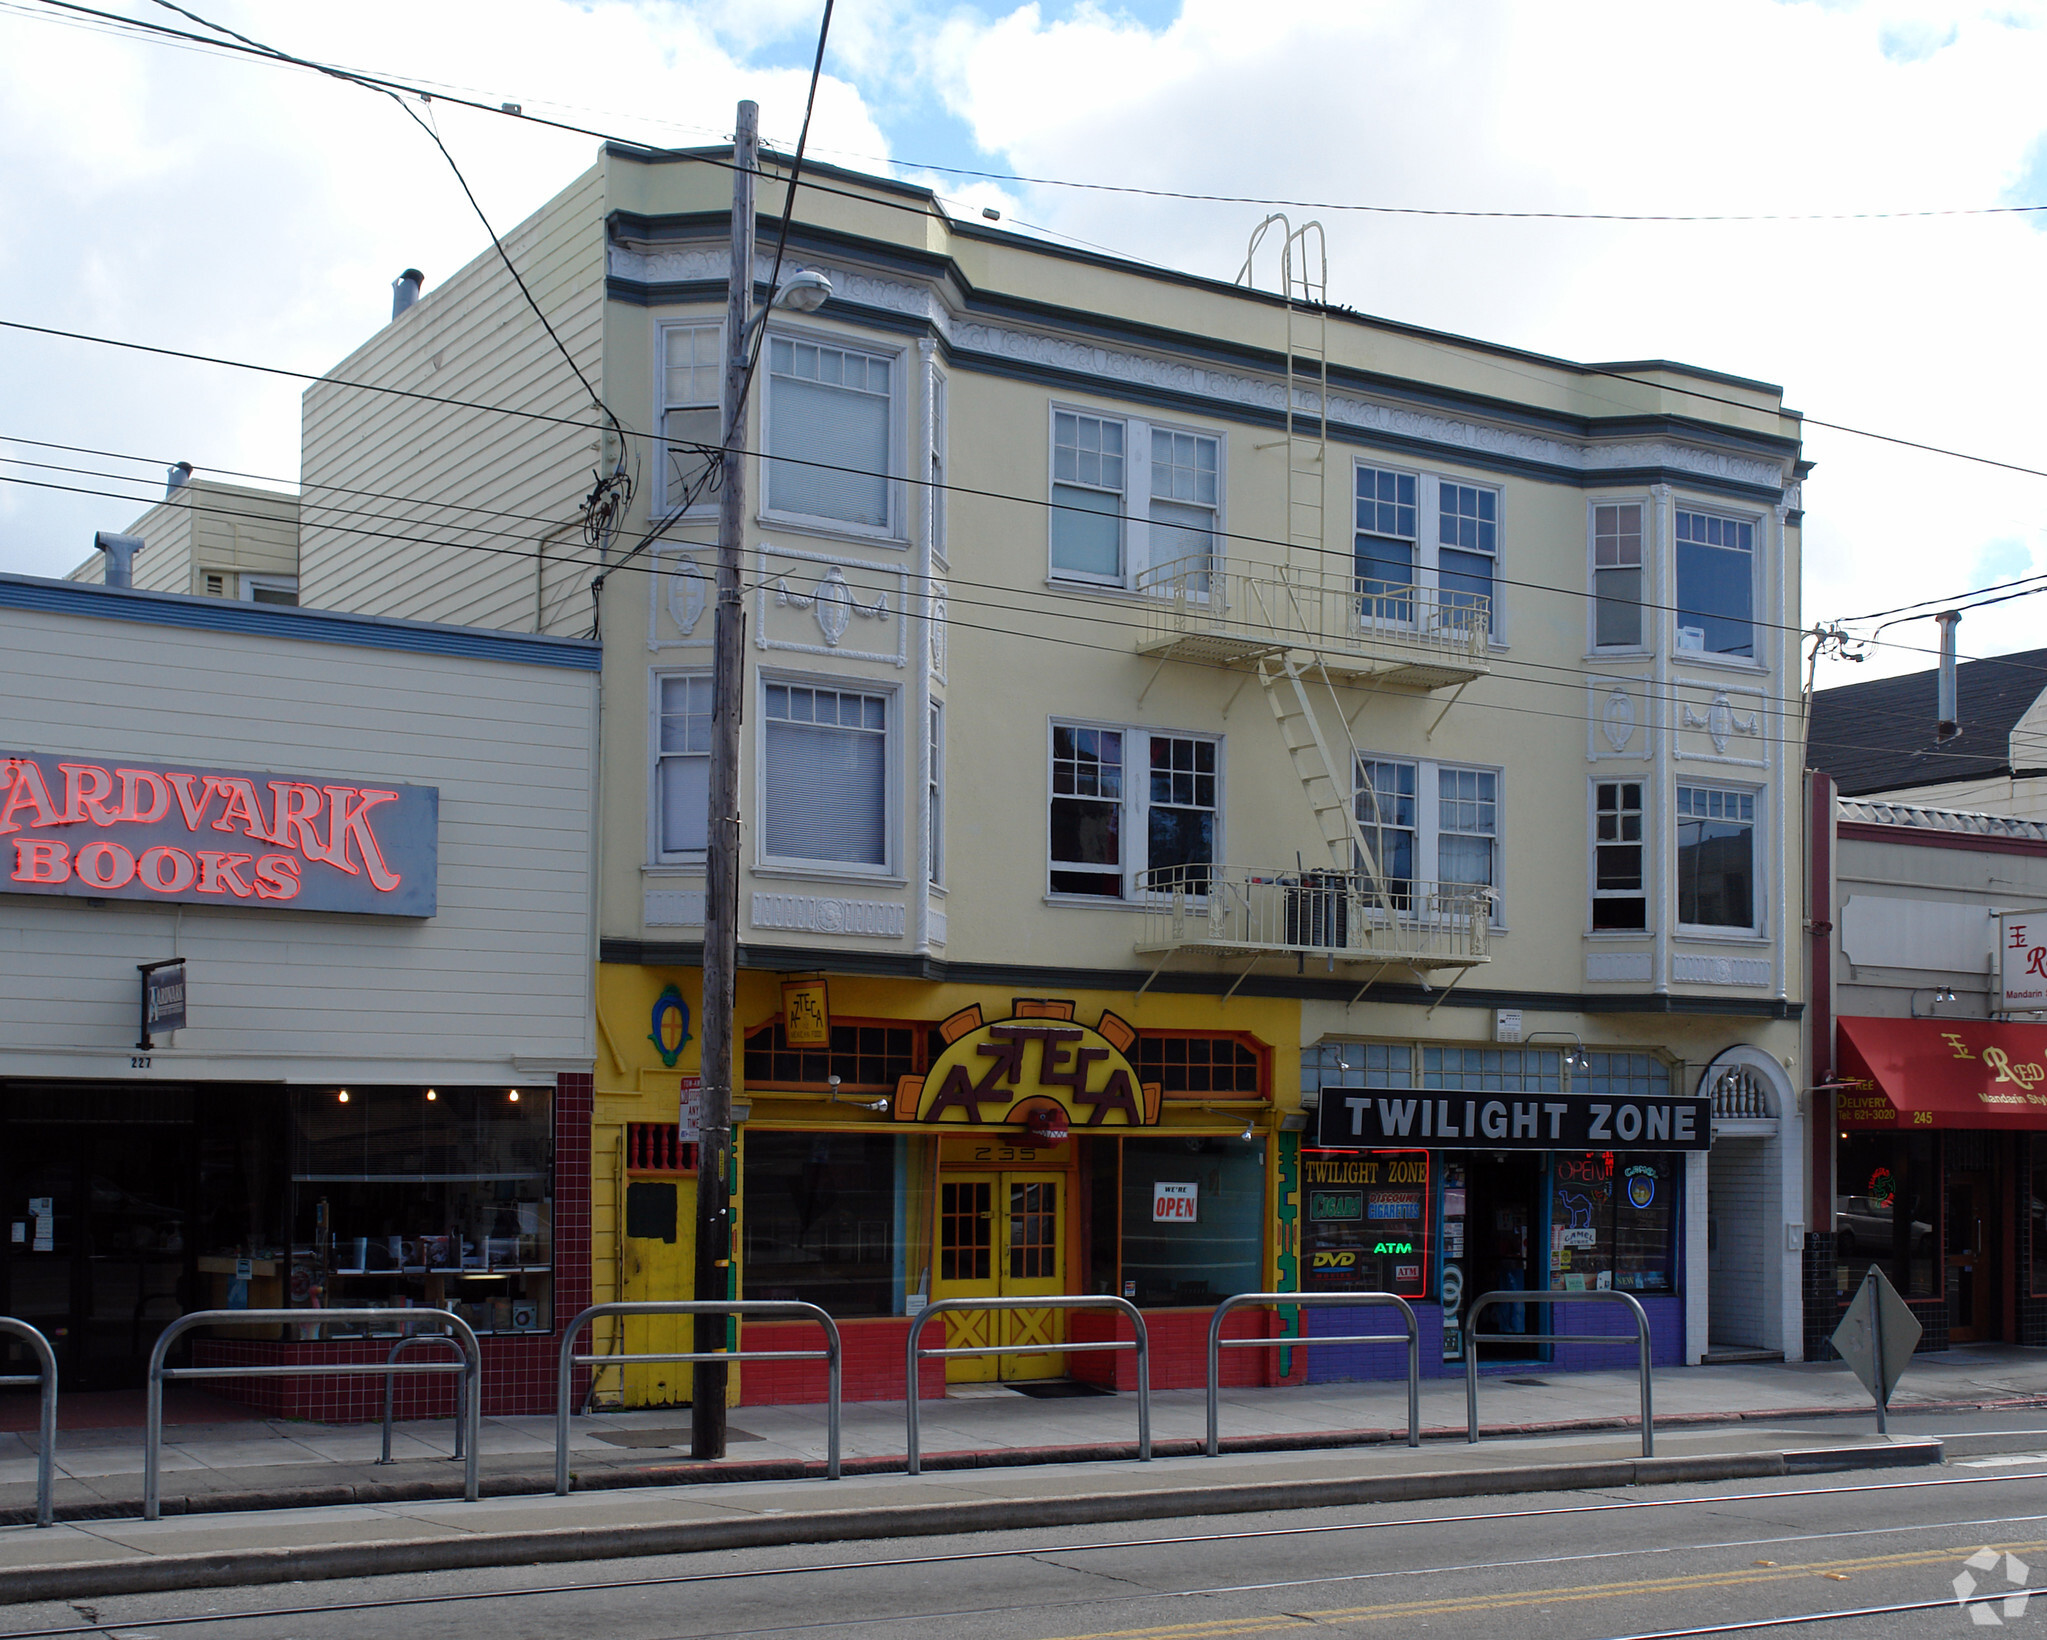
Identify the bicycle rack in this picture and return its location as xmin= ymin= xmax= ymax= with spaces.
xmin=1205 ymin=1292 xmax=1419 ymax=1455
xmin=1464 ymin=1289 xmax=1654 ymax=1457
xmin=905 ymin=1296 xmax=1150 ymax=1476
xmin=377 ymin=1332 xmax=470 ymax=1464
xmin=0 ymin=1318 xmax=57 ymax=1526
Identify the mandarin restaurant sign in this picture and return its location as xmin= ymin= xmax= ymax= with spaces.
xmin=0 ymin=750 xmax=437 ymax=917
xmin=1837 ymin=1017 xmax=2047 ymax=1131
xmin=892 ymin=999 xmax=1163 ymax=1129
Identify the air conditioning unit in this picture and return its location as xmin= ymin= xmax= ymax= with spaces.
xmin=1284 ymin=872 xmax=1348 ymax=948
xmin=1676 ymin=626 xmax=1706 ymax=652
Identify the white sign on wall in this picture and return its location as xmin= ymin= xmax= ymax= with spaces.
xmin=677 ymin=1075 xmax=705 ymax=1143
xmin=1152 ymin=1181 xmax=1198 ymax=1222
xmin=2002 ymin=914 xmax=2047 ymax=1011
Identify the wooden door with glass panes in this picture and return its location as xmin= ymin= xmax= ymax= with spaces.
xmin=932 ymin=1169 xmax=1067 ymax=1382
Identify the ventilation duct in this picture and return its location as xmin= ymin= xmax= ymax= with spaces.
xmin=1935 ymin=610 xmax=1960 ymax=741
xmin=391 ymin=268 xmax=425 ymax=320
xmin=93 ymin=531 xmax=146 ymax=589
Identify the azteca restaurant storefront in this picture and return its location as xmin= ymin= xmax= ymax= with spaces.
xmin=593 ymin=974 xmax=1303 ymax=1406
xmin=1835 ymin=1017 xmax=2047 ymax=1352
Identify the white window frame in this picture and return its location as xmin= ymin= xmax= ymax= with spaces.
xmin=1671 ymin=500 xmax=1764 ymax=668
xmin=929 ymin=369 xmax=949 ymax=565
xmin=1587 ymin=775 xmax=1649 ymax=935
xmin=753 ymin=670 xmax=901 ymax=880
xmin=1046 ymin=404 xmax=1225 ymax=593
xmin=1432 ymin=476 xmax=1502 ymax=643
xmin=1353 ymin=460 xmax=1421 ymax=627
xmin=655 ymin=320 xmax=725 ymax=519
xmin=1046 ymin=717 xmax=1224 ymax=903
xmin=1674 ymin=780 xmax=1764 ymax=937
xmin=760 ymin=325 xmax=908 ymax=543
xmin=928 ymin=699 xmax=944 ymax=889
xmin=649 ymin=669 xmax=713 ymax=867
xmin=1588 ymin=497 xmax=1650 ymax=654
xmin=1354 ymin=752 xmax=1506 ymax=926
xmin=239 ymin=574 xmax=298 ymax=605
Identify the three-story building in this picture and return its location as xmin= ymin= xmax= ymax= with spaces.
xmin=280 ymin=139 xmax=1812 ymax=1400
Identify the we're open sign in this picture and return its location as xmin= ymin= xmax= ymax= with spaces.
xmin=1152 ymin=1181 xmax=1197 ymax=1222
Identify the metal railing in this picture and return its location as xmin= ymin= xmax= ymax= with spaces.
xmin=555 ymin=1301 xmax=843 ymax=1493
xmin=1205 ymin=1293 xmax=1419 ymax=1456
xmin=145 ymin=1309 xmax=480 ymax=1519
xmin=1134 ymin=557 xmax=1491 ymax=677
xmin=906 ymin=1296 xmax=1150 ymax=1476
xmin=1464 ymin=1289 xmax=1654 ymax=1457
xmin=1137 ymin=866 xmax=1492 ymax=969
xmin=378 ymin=1334 xmax=469 ymax=1465
xmin=0 ymin=1318 xmax=57 ymax=1526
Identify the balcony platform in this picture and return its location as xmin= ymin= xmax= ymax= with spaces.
xmin=1136 ymin=867 xmax=1492 ymax=975
xmin=1133 ymin=560 xmax=1490 ymax=690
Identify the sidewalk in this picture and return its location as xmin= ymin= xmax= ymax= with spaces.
xmin=4 ymin=1345 xmax=2040 ymax=1528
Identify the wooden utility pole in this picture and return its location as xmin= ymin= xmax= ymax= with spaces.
xmin=693 ymin=97 xmax=756 ymax=1462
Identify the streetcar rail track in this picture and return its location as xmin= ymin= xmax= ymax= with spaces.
xmin=6 ymin=1466 xmax=2047 ymax=1638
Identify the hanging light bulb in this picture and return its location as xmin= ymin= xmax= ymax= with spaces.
xmin=337 ymin=1089 xmax=350 ymax=1104
xmin=508 ymin=1089 xmax=520 ymax=1103
xmin=426 ymin=1088 xmax=437 ymax=1102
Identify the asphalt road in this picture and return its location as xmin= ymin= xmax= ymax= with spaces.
xmin=14 ymin=1413 xmax=2047 ymax=1639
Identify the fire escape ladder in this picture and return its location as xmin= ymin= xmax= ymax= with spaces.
xmin=1257 ymin=656 xmax=1392 ymax=926
xmin=1238 ymin=216 xmax=1331 ymax=575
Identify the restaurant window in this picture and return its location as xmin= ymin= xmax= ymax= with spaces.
xmin=1835 ymin=1130 xmax=1938 ymax=1299
xmin=742 ymin=1019 xmax=924 ymax=1093
xmin=1118 ymin=1136 xmax=1264 ymax=1306
xmin=289 ymin=1086 xmax=553 ymax=1335
xmin=1133 ymin=1033 xmax=1265 ymax=1098
xmin=742 ymin=1132 xmax=905 ymax=1317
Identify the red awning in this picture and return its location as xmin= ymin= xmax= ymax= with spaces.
xmin=1836 ymin=1016 xmax=2047 ymax=1130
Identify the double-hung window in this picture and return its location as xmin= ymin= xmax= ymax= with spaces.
xmin=1049 ymin=723 xmax=1218 ymax=899
xmin=1355 ymin=755 xmax=1500 ymax=917
xmin=1049 ymin=409 xmax=1221 ymax=591
xmin=1592 ymin=503 xmax=1645 ymax=648
xmin=1438 ymin=481 xmax=1497 ymax=632
xmin=1674 ymin=509 xmax=1755 ymax=659
xmin=762 ymin=681 xmax=892 ymax=871
xmin=1676 ymin=784 xmax=1756 ymax=930
xmin=655 ymin=674 xmax=713 ymax=861
xmin=766 ymin=336 xmax=898 ymax=534
xmin=1592 ymin=781 xmax=1647 ymax=930
xmin=928 ymin=701 xmax=944 ymax=887
xmin=660 ymin=323 xmax=723 ymax=513
xmin=1355 ymin=465 xmax=1417 ymax=626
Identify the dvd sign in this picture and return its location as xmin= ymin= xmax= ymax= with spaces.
xmin=1 ymin=751 xmax=436 ymax=917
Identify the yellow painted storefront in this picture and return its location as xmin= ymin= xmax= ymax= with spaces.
xmin=589 ymin=964 xmax=1302 ymax=1407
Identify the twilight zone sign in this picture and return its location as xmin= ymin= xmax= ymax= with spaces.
xmin=2 ymin=751 xmax=437 ymax=916
xmin=1317 ymin=1088 xmax=1710 ymax=1152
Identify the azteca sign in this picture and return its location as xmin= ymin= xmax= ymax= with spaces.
xmin=893 ymin=999 xmax=1163 ymax=1128
xmin=1 ymin=750 xmax=437 ymax=917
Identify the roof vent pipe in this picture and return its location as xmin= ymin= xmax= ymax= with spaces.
xmin=93 ymin=531 xmax=145 ymax=589
xmin=166 ymin=461 xmax=192 ymax=498
xmin=1935 ymin=609 xmax=1961 ymax=741
xmin=391 ymin=268 xmax=425 ymax=320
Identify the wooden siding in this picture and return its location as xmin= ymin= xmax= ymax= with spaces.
xmin=0 ymin=603 xmax=595 ymax=1082
xmin=64 ymin=481 xmax=297 ymax=597
xmin=299 ymin=166 xmax=609 ymax=634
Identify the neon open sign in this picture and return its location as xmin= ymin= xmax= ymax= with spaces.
xmin=2 ymin=751 xmax=437 ymax=916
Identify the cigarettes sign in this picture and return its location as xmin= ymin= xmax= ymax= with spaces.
xmin=2003 ymin=914 xmax=2047 ymax=1012
xmin=1 ymin=750 xmax=437 ymax=916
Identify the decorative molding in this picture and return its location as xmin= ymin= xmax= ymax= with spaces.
xmin=753 ymin=541 xmax=909 ymax=668
xmin=1586 ymin=676 xmax=1653 ymax=762
xmin=928 ymin=907 xmax=947 ymax=946
xmin=751 ymin=892 xmax=906 ymax=939
xmin=645 ymin=889 xmax=706 ymax=927
xmin=1671 ymin=955 xmax=1772 ymax=987
xmin=770 ymin=564 xmax=890 ymax=648
xmin=1585 ymin=952 xmax=1653 ymax=983
xmin=614 ymin=248 xmax=941 ymax=326
xmin=1682 ymin=689 xmax=1761 ymax=756
xmin=650 ymin=544 xmax=717 ymax=652
xmin=929 ymin=581 xmax=948 ymax=681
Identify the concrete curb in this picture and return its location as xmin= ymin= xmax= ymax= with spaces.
xmin=0 ymin=1440 xmax=1943 ymax=1605
xmin=0 ymin=1391 xmax=2026 ymax=1527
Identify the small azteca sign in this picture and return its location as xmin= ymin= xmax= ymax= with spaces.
xmin=1 ymin=751 xmax=437 ymax=916
xmin=893 ymin=999 xmax=1163 ymax=1129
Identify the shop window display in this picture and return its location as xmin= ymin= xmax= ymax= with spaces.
xmin=289 ymin=1086 xmax=553 ymax=1336
xmin=1118 ymin=1136 xmax=1265 ymax=1306
xmin=1835 ymin=1131 xmax=1937 ymax=1300
xmin=1548 ymin=1151 xmax=1678 ymax=1294
xmin=742 ymin=1132 xmax=933 ymax=1317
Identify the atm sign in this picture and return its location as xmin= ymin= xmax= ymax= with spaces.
xmin=1373 ymin=1241 xmax=1415 ymax=1255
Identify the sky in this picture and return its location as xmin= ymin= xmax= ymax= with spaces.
xmin=2 ymin=0 xmax=2045 ymax=689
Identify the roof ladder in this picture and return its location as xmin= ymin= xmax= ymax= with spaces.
xmin=1238 ymin=216 xmax=1329 ymax=574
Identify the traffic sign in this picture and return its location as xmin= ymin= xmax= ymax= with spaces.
xmin=1830 ymin=1263 xmax=1921 ymax=1433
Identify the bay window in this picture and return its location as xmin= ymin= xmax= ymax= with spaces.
xmin=1674 ymin=508 xmax=1755 ymax=659
xmin=1676 ymin=783 xmax=1756 ymax=930
xmin=1593 ymin=502 xmax=1645 ymax=648
xmin=762 ymin=681 xmax=893 ymax=871
xmin=766 ymin=336 xmax=899 ymax=535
